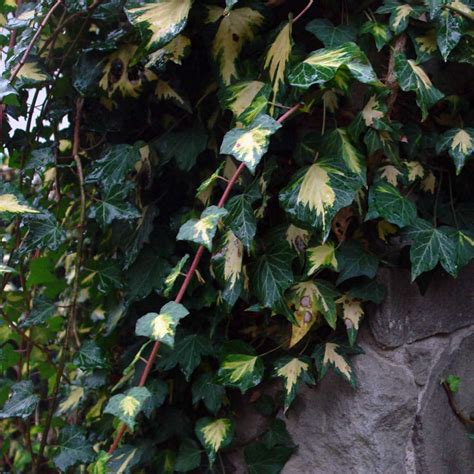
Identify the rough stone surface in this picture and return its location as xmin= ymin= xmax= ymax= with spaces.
xmin=369 ymin=264 xmax=474 ymax=348
xmin=283 ymin=328 xmax=419 ymax=474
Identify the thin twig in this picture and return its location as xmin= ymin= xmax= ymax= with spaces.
xmin=34 ymin=98 xmax=84 ymax=473
xmin=9 ymin=0 xmax=63 ymax=82
xmin=107 ymin=103 xmax=302 ymax=455
xmin=442 ymin=382 xmax=474 ymax=426
xmin=292 ymin=0 xmax=314 ymax=24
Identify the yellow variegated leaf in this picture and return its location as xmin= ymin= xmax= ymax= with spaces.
xmin=196 ymin=417 xmax=234 ymax=463
xmin=276 ymin=358 xmax=309 ymax=393
xmin=155 ymin=80 xmax=186 ymax=107
xmin=380 ymin=165 xmax=401 ymax=186
xmin=392 ymin=4 xmax=412 ymax=31
xmin=57 ymin=386 xmax=85 ymax=414
xmin=362 ymin=96 xmax=384 ymax=126
xmin=307 ymin=243 xmax=338 ymax=275
xmin=338 ymin=296 xmax=364 ymax=330
xmin=0 ymin=194 xmax=39 ymax=214
xmin=452 ymin=129 xmax=473 ymax=155
xmin=377 ymin=220 xmax=398 ymax=242
xmin=415 ymin=29 xmax=437 ymax=55
xmin=127 ymin=0 xmax=193 ymax=50
xmin=223 ymin=231 xmax=243 ymax=289
xmin=297 ymin=163 xmax=336 ymax=228
xmin=207 ymin=6 xmax=264 ymax=84
xmin=120 ymin=395 xmax=140 ymax=417
xmin=289 ymin=308 xmax=317 ymax=348
xmin=405 ymin=161 xmax=424 ymax=181
xmin=217 ymin=352 xmax=264 ymax=392
xmin=16 ymin=62 xmax=48 ymax=83
xmin=421 ymin=171 xmax=436 ymax=194
xmin=221 ymin=356 xmax=257 ymax=383
xmin=146 ymin=34 xmax=191 ymax=68
xmin=323 ymin=342 xmax=352 ymax=379
xmin=285 ymin=224 xmax=310 ymax=253
xmin=264 ymin=22 xmax=292 ymax=109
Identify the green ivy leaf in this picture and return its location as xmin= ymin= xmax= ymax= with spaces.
xmin=0 ymin=381 xmax=39 ymax=420
xmin=445 ymin=374 xmax=461 ymax=393
xmin=177 ymin=205 xmax=228 ymax=251
xmin=73 ymin=341 xmax=108 ymax=370
xmin=157 ymin=124 xmax=208 ymax=171
xmin=436 ymin=127 xmax=474 ymax=174
xmin=251 ymin=240 xmax=295 ymax=309
xmin=436 ymin=9 xmax=463 ymax=60
xmin=0 ymin=344 xmax=20 ymax=371
xmin=244 ymin=442 xmax=294 ymax=474
xmin=367 ymin=180 xmax=417 ymax=228
xmin=53 ymin=426 xmax=95 ymax=472
xmin=158 ymin=333 xmax=213 ymax=379
xmin=23 ymin=212 xmax=66 ymax=252
xmin=192 ymin=372 xmax=225 ymax=414
xmin=106 ymin=445 xmax=145 ymax=473
xmin=262 ymin=419 xmax=293 ymax=449
xmin=360 ymin=21 xmax=392 ymax=51
xmin=405 ymin=218 xmax=457 ymax=280
xmin=195 ymin=417 xmax=234 ymax=464
xmin=20 ymin=296 xmax=56 ymax=328
xmin=394 ymin=53 xmax=444 ymax=120
xmin=175 ymin=438 xmax=201 ymax=472
xmin=104 ymin=386 xmax=151 ymax=430
xmin=135 ymin=301 xmax=189 ymax=347
xmin=225 ymin=194 xmax=257 ymax=250
xmin=217 ymin=349 xmax=264 ymax=393
xmin=288 ymin=42 xmax=380 ymax=88
xmin=306 ymin=19 xmax=356 ymax=48
xmin=220 ymin=114 xmax=281 ymax=174
xmin=85 ymin=144 xmax=141 ymax=191
xmin=273 ymin=356 xmax=315 ymax=412
xmin=336 ymin=240 xmax=379 ymax=285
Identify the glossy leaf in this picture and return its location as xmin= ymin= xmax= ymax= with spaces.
xmin=195 ymin=417 xmax=234 ymax=463
xmin=217 ymin=352 xmax=264 ymax=393
xmin=104 ymin=386 xmax=151 ymax=430
xmin=437 ymin=127 xmax=474 ymax=173
xmin=0 ymin=381 xmax=39 ymax=419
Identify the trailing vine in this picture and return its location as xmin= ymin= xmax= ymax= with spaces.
xmin=1 ymin=0 xmax=474 ymax=472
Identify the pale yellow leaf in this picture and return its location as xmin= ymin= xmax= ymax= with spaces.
xmin=0 ymin=194 xmax=39 ymax=214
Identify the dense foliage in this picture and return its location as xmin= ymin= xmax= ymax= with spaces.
xmin=1 ymin=0 xmax=474 ymax=471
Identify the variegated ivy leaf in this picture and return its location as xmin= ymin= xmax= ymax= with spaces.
xmin=207 ymin=5 xmax=264 ymax=85
xmin=321 ymin=128 xmax=366 ymax=183
xmin=366 ymin=180 xmax=417 ymax=228
xmin=312 ymin=342 xmax=358 ymax=387
xmin=146 ymin=34 xmax=191 ymax=70
xmin=361 ymin=96 xmax=386 ymax=128
xmin=376 ymin=2 xmax=424 ymax=34
xmin=15 ymin=61 xmax=50 ymax=87
xmin=264 ymin=21 xmax=292 ymax=108
xmin=104 ymin=387 xmax=151 ymax=430
xmin=285 ymin=224 xmax=310 ymax=254
xmin=135 ymin=301 xmax=189 ymax=347
xmin=220 ymin=114 xmax=281 ymax=174
xmin=177 ymin=205 xmax=228 ymax=251
xmin=360 ymin=21 xmax=392 ymax=51
xmin=292 ymin=280 xmax=340 ymax=329
xmin=163 ymin=254 xmax=190 ymax=297
xmin=195 ymin=417 xmax=234 ymax=464
xmin=273 ymin=357 xmax=315 ymax=412
xmin=0 ymin=194 xmax=39 ymax=214
xmin=379 ymin=164 xmax=402 ymax=186
xmin=217 ymin=351 xmax=264 ymax=393
xmin=279 ymin=157 xmax=362 ymax=238
xmin=337 ymin=296 xmax=364 ymax=346
xmin=436 ymin=8 xmax=463 ymax=61
xmin=413 ymin=29 xmax=438 ymax=62
xmin=405 ymin=218 xmax=457 ymax=280
xmin=288 ymin=303 xmax=317 ymax=348
xmin=436 ymin=127 xmax=474 ymax=173
xmin=212 ymin=231 xmax=244 ymax=307
xmin=404 ymin=161 xmax=425 ymax=182
xmin=394 ymin=53 xmax=444 ymax=121
xmin=155 ymin=80 xmax=189 ymax=111
xmin=306 ymin=242 xmax=338 ymax=276
xmin=446 ymin=228 xmax=474 ymax=268
xmin=220 ymin=81 xmax=271 ymax=125
xmin=126 ymin=0 xmax=193 ymax=51
xmin=288 ymin=42 xmax=380 ymax=89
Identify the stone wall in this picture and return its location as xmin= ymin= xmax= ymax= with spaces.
xmin=283 ymin=265 xmax=474 ymax=474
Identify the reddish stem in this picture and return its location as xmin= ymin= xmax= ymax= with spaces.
xmin=293 ymin=0 xmax=314 ymax=24
xmin=107 ymin=103 xmax=301 ymax=454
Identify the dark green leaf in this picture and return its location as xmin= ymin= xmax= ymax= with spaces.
xmin=0 ymin=381 xmax=39 ymax=420
xmin=53 ymin=426 xmax=95 ymax=472
xmin=192 ymin=372 xmax=225 ymax=414
xmin=336 ymin=241 xmax=379 ymax=285
xmin=175 ymin=439 xmax=201 ymax=472
xmin=244 ymin=442 xmax=294 ymax=474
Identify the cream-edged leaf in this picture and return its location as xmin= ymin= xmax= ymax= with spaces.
xmin=273 ymin=357 xmax=315 ymax=412
xmin=135 ymin=301 xmax=189 ymax=347
xmin=337 ymin=296 xmax=364 ymax=346
xmin=217 ymin=352 xmax=264 ymax=393
xmin=195 ymin=417 xmax=234 ymax=464
xmin=289 ymin=42 xmax=380 ymax=89
xmin=177 ymin=205 xmax=228 ymax=251
xmin=220 ymin=80 xmax=271 ymax=125
xmin=126 ymin=0 xmax=193 ymax=50
xmin=0 ymin=194 xmax=39 ymax=214
xmin=437 ymin=127 xmax=474 ymax=174
xmin=220 ymin=114 xmax=281 ymax=174
xmin=312 ymin=342 xmax=358 ymax=387
xmin=16 ymin=61 xmax=50 ymax=86
xmin=104 ymin=387 xmax=151 ymax=430
xmin=146 ymin=34 xmax=191 ymax=70
xmin=163 ymin=254 xmax=190 ymax=297
xmin=279 ymin=157 xmax=362 ymax=238
xmin=307 ymin=243 xmax=338 ymax=275
xmin=362 ymin=96 xmax=385 ymax=127
xmin=380 ymin=164 xmax=402 ymax=186
xmin=264 ymin=22 xmax=292 ymax=108
xmin=207 ymin=6 xmax=264 ymax=84
xmin=404 ymin=161 xmax=424 ymax=182
xmin=394 ymin=53 xmax=444 ymax=121
xmin=285 ymin=224 xmax=310 ymax=254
